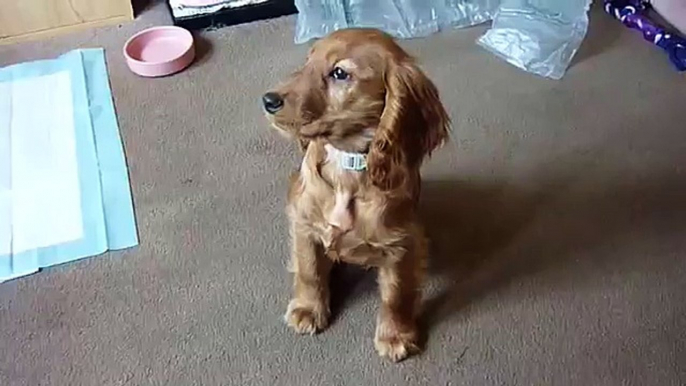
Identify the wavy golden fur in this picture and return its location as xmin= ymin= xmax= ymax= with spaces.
xmin=262 ymin=28 xmax=450 ymax=361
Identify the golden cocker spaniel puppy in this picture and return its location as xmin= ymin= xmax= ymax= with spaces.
xmin=262 ymin=28 xmax=450 ymax=362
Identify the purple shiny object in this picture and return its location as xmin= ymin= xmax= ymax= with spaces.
xmin=604 ymin=0 xmax=686 ymax=71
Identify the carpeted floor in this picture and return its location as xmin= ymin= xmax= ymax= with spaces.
xmin=1 ymin=2 xmax=685 ymax=385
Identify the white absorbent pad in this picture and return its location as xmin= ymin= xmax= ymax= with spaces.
xmin=0 ymin=49 xmax=138 ymax=282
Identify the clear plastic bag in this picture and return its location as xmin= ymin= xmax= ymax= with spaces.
xmin=294 ymin=0 xmax=497 ymax=43
xmin=294 ymin=0 xmax=348 ymax=44
xmin=345 ymin=0 xmax=411 ymax=38
xmin=399 ymin=0 xmax=500 ymax=37
xmin=293 ymin=0 xmax=592 ymax=79
xmin=476 ymin=0 xmax=593 ymax=79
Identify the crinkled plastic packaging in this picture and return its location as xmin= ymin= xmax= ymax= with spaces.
xmin=294 ymin=0 xmax=499 ymax=43
xmin=477 ymin=0 xmax=593 ymax=79
xmin=293 ymin=0 xmax=593 ymax=79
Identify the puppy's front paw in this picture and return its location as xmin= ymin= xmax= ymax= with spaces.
xmin=284 ymin=299 xmax=329 ymax=335
xmin=374 ymin=321 xmax=419 ymax=362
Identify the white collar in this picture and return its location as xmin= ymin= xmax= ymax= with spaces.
xmin=324 ymin=144 xmax=367 ymax=172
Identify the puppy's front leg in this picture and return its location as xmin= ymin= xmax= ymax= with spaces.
xmin=285 ymin=224 xmax=332 ymax=335
xmin=374 ymin=245 xmax=425 ymax=362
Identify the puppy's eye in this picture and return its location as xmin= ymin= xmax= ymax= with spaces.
xmin=330 ymin=67 xmax=350 ymax=81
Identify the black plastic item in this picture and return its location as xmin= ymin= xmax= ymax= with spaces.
xmin=169 ymin=0 xmax=297 ymax=31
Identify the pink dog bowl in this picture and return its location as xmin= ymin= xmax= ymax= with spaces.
xmin=123 ymin=26 xmax=195 ymax=77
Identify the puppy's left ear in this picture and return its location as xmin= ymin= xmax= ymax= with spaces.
xmin=367 ymin=59 xmax=450 ymax=191
xmin=399 ymin=61 xmax=450 ymax=157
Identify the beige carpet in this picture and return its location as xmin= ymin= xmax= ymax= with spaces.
xmin=1 ymin=2 xmax=685 ymax=385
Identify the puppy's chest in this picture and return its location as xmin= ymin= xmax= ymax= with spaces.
xmin=315 ymin=191 xmax=389 ymax=266
xmin=299 ymin=174 xmax=391 ymax=266
xmin=293 ymin=144 xmax=402 ymax=266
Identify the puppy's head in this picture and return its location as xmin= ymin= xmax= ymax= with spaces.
xmin=262 ymin=28 xmax=450 ymax=190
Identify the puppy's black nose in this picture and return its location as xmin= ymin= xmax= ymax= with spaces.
xmin=262 ymin=92 xmax=284 ymax=114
